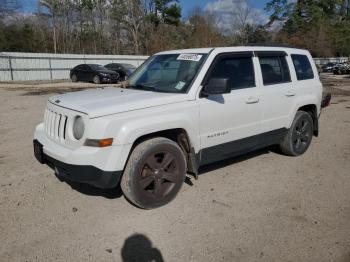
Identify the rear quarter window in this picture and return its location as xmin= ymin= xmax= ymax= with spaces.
xmin=291 ymin=54 xmax=314 ymax=80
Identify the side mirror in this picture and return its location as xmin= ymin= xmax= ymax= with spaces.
xmin=201 ymin=78 xmax=231 ymax=97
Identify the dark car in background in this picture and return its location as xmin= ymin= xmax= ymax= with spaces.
xmin=333 ymin=63 xmax=350 ymax=75
xmin=70 ymin=64 xmax=119 ymax=84
xmin=322 ymin=62 xmax=335 ymax=73
xmin=105 ymin=63 xmax=136 ymax=81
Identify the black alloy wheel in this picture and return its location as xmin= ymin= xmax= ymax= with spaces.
xmin=291 ymin=115 xmax=313 ymax=154
xmin=121 ymin=138 xmax=186 ymax=209
xmin=279 ymin=111 xmax=314 ymax=156
xmin=139 ymin=151 xmax=181 ymax=199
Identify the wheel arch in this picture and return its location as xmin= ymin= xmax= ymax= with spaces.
xmin=124 ymin=128 xmax=199 ymax=177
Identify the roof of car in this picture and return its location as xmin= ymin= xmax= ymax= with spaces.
xmin=156 ymin=46 xmax=309 ymax=55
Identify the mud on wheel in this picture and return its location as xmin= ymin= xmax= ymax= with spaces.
xmin=121 ymin=137 xmax=187 ymax=209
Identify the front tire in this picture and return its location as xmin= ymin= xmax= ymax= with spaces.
xmin=279 ymin=111 xmax=314 ymax=156
xmin=121 ymin=137 xmax=186 ymax=209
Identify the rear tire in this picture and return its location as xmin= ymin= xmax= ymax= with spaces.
xmin=93 ymin=75 xmax=101 ymax=84
xmin=121 ymin=137 xmax=186 ymax=209
xmin=71 ymin=74 xmax=78 ymax=82
xmin=279 ymin=111 xmax=314 ymax=156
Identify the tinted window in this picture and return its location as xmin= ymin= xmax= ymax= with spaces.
xmin=291 ymin=54 xmax=314 ymax=80
xmin=259 ymin=56 xmax=291 ymax=85
xmin=208 ymin=56 xmax=255 ymax=89
xmin=88 ymin=64 xmax=106 ymax=70
xmin=121 ymin=63 xmax=135 ymax=69
xmin=75 ymin=65 xmax=85 ymax=70
xmin=77 ymin=65 xmax=89 ymax=70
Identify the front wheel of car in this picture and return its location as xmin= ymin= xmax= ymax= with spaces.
xmin=279 ymin=111 xmax=314 ymax=156
xmin=93 ymin=75 xmax=101 ymax=84
xmin=71 ymin=74 xmax=78 ymax=82
xmin=121 ymin=137 xmax=187 ymax=209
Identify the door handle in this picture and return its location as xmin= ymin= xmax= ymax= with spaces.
xmin=245 ymin=97 xmax=259 ymax=104
xmin=285 ymin=91 xmax=296 ymax=97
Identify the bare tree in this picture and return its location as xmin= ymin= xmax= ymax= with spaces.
xmin=228 ymin=0 xmax=254 ymax=45
xmin=39 ymin=0 xmax=58 ymax=53
xmin=111 ymin=0 xmax=146 ymax=54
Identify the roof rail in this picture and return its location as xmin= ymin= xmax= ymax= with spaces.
xmin=246 ymin=43 xmax=297 ymax=48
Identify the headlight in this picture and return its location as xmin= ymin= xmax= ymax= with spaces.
xmin=73 ymin=116 xmax=85 ymax=140
xmin=100 ymin=73 xmax=109 ymax=77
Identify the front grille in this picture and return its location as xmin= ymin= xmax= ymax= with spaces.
xmin=44 ymin=108 xmax=68 ymax=141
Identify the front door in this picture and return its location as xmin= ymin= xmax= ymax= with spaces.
xmin=198 ymin=52 xmax=262 ymax=165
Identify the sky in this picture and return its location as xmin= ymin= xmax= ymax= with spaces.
xmin=180 ymin=0 xmax=269 ymax=16
xmin=20 ymin=0 xmax=270 ymax=17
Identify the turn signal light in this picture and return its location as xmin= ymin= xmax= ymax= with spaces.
xmin=84 ymin=138 xmax=113 ymax=147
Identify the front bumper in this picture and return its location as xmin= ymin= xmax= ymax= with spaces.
xmin=34 ymin=139 xmax=122 ymax=188
xmin=101 ymin=76 xmax=119 ymax=84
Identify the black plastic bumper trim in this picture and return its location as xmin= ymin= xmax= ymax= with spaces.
xmin=33 ymin=140 xmax=122 ymax=189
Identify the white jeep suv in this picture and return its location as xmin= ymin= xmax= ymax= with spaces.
xmin=34 ymin=46 xmax=328 ymax=209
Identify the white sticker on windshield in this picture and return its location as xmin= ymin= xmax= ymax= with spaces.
xmin=174 ymin=81 xmax=186 ymax=90
xmin=177 ymin=54 xmax=203 ymax=62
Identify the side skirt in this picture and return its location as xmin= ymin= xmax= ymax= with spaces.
xmin=198 ymin=128 xmax=288 ymax=166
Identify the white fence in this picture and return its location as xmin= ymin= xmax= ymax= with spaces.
xmin=0 ymin=52 xmax=348 ymax=82
xmin=313 ymin=57 xmax=348 ymax=65
xmin=0 ymin=52 xmax=148 ymax=82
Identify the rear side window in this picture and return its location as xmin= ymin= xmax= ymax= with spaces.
xmin=208 ymin=55 xmax=255 ymax=90
xmin=291 ymin=54 xmax=314 ymax=80
xmin=259 ymin=56 xmax=291 ymax=85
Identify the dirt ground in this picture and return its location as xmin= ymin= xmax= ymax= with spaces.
xmin=0 ymin=74 xmax=349 ymax=262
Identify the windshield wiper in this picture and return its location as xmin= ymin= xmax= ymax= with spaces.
xmin=129 ymin=84 xmax=156 ymax=92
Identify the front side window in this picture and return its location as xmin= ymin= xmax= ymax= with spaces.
xmin=127 ymin=53 xmax=206 ymax=93
xmin=259 ymin=56 xmax=291 ymax=85
xmin=206 ymin=55 xmax=255 ymax=90
xmin=291 ymin=54 xmax=314 ymax=80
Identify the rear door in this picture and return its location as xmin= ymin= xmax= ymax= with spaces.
xmin=75 ymin=65 xmax=87 ymax=81
xmin=198 ymin=52 xmax=262 ymax=165
xmin=256 ymin=51 xmax=296 ymax=137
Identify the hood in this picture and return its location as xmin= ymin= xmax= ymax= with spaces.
xmin=49 ymin=87 xmax=190 ymax=118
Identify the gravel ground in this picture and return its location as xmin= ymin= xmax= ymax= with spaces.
xmin=0 ymin=75 xmax=350 ymax=262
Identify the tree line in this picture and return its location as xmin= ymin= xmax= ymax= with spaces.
xmin=0 ymin=0 xmax=349 ymax=57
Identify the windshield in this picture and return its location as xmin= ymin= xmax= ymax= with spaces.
xmin=89 ymin=64 xmax=107 ymax=70
xmin=127 ymin=53 xmax=207 ymax=93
